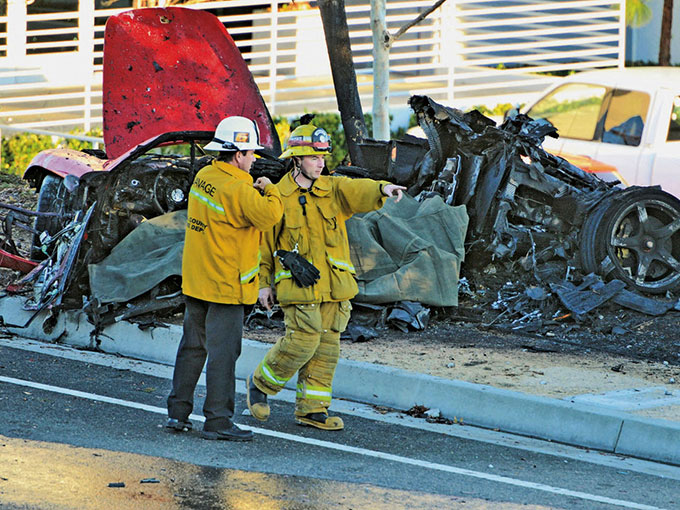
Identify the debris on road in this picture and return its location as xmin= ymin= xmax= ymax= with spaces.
xmin=405 ymin=404 xmax=460 ymax=425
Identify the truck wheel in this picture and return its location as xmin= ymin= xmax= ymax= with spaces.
xmin=31 ymin=174 xmax=65 ymax=260
xmin=580 ymin=188 xmax=680 ymax=294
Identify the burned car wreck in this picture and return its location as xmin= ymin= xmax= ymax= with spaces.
xmin=334 ymin=96 xmax=680 ymax=332
xmin=3 ymin=92 xmax=679 ymax=337
xmin=0 ymin=7 xmax=678 ymax=338
xmin=0 ymin=7 xmax=282 ymax=329
xmin=399 ymin=95 xmax=680 ymax=297
xmin=4 ymin=132 xmax=215 ymax=324
xmin=344 ymin=95 xmax=680 ymax=333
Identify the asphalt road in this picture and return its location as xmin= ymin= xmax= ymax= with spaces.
xmin=1 ymin=338 xmax=679 ymax=510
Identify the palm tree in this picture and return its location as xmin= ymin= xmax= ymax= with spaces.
xmin=626 ymin=0 xmax=674 ymax=66
xmin=626 ymin=0 xmax=653 ymax=26
xmin=659 ymin=0 xmax=674 ymax=66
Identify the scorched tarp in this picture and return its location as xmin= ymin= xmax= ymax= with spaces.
xmin=88 ymin=195 xmax=468 ymax=307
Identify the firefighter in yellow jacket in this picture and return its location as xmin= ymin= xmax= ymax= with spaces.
xmin=167 ymin=116 xmax=283 ymax=441
xmin=247 ymin=123 xmax=406 ymax=430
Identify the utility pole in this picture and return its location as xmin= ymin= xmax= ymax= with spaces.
xmin=370 ymin=0 xmax=449 ymax=141
xmin=371 ymin=0 xmax=390 ymax=141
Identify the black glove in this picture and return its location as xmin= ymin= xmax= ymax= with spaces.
xmin=275 ymin=249 xmax=320 ymax=288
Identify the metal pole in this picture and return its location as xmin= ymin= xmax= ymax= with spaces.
xmin=269 ymin=0 xmax=278 ymax=115
xmin=618 ymin=0 xmax=626 ymax=69
xmin=6 ymin=0 xmax=27 ymax=66
xmin=79 ymin=0 xmax=96 ymax=132
xmin=445 ymin=0 xmax=457 ymax=104
xmin=371 ymin=0 xmax=390 ymax=140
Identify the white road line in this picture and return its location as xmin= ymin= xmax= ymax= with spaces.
xmin=0 ymin=374 xmax=669 ymax=510
xmin=3 ymin=336 xmax=680 ymax=482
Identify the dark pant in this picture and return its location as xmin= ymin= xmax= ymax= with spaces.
xmin=167 ymin=296 xmax=244 ymax=431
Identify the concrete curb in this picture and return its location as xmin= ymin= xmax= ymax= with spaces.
xmin=1 ymin=296 xmax=678 ymax=466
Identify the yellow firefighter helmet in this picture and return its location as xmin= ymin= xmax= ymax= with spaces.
xmin=279 ymin=124 xmax=332 ymax=159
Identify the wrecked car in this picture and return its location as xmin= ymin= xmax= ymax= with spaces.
xmin=356 ymin=95 xmax=680 ymax=297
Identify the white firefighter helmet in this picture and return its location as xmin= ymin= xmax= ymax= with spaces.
xmin=204 ymin=116 xmax=264 ymax=151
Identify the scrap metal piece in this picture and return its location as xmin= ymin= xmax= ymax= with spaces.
xmin=342 ymin=323 xmax=380 ymax=343
xmin=0 ymin=249 xmax=37 ymax=273
xmin=16 ymin=204 xmax=96 ymax=329
xmin=114 ymin=294 xmax=183 ymax=323
xmin=550 ymin=279 xmax=626 ymax=318
xmin=386 ymin=301 xmax=430 ymax=332
xmin=609 ymin=287 xmax=676 ymax=316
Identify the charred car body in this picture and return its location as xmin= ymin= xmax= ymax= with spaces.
xmin=0 ymin=7 xmax=678 ymax=332
xmin=357 ymin=95 xmax=680 ymax=297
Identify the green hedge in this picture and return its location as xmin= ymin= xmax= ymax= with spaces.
xmin=274 ymin=112 xmax=368 ymax=170
xmin=2 ymin=116 xmax=386 ymax=175
xmin=1 ymin=128 xmax=103 ymax=176
xmin=470 ymin=103 xmax=518 ymax=118
xmin=1 ymin=133 xmax=53 ymax=176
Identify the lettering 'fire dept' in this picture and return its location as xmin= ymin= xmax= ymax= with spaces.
xmin=187 ymin=217 xmax=207 ymax=233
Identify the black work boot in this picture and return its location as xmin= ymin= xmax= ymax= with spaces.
xmin=247 ymin=374 xmax=270 ymax=421
xmin=201 ymin=423 xmax=253 ymax=441
xmin=166 ymin=417 xmax=192 ymax=432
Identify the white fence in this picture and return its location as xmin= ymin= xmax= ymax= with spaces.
xmin=0 ymin=0 xmax=624 ymax=134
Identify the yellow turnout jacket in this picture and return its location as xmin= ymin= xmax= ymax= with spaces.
xmin=260 ymin=172 xmax=388 ymax=304
xmin=182 ymin=160 xmax=283 ymax=304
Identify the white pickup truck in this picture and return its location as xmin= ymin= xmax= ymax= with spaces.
xmin=522 ymin=67 xmax=680 ymax=199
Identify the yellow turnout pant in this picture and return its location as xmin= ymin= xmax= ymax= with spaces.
xmin=253 ymin=301 xmax=351 ymax=416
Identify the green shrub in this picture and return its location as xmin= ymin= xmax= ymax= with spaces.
xmin=63 ymin=127 xmax=103 ymax=152
xmin=273 ymin=113 xmax=348 ymax=169
xmin=391 ymin=113 xmax=418 ymax=140
xmin=1 ymin=133 xmax=54 ymax=176
xmin=1 ymin=128 xmax=104 ymax=176
xmin=469 ymin=103 xmax=519 ymax=118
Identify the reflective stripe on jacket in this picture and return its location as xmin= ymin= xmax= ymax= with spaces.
xmin=259 ymin=172 xmax=387 ymax=304
xmin=182 ymin=160 xmax=283 ymax=304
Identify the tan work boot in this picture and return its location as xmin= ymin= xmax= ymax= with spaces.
xmin=247 ymin=374 xmax=270 ymax=421
xmin=295 ymin=412 xmax=344 ymax=431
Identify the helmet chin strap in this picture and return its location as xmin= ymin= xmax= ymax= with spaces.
xmin=300 ymin=166 xmax=317 ymax=181
xmin=293 ymin=158 xmax=317 ymax=187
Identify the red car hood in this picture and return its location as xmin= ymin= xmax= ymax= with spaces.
xmin=102 ymin=7 xmax=279 ymax=160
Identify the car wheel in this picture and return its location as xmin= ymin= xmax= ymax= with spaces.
xmin=578 ymin=193 xmax=618 ymax=276
xmin=580 ymin=188 xmax=680 ymax=294
xmin=31 ymin=173 xmax=66 ymax=260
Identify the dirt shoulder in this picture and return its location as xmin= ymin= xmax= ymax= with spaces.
xmin=245 ymin=318 xmax=680 ymax=422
